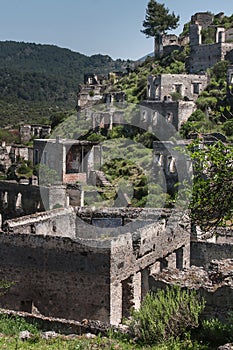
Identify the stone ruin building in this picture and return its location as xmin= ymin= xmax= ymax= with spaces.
xmin=0 ymin=202 xmax=232 ymax=326
xmin=0 ymin=132 xmax=232 ymax=328
xmin=147 ymin=73 xmax=208 ymax=102
xmin=0 ymin=207 xmax=191 ymax=325
xmin=0 ymin=141 xmax=33 ymax=175
xmin=152 ymin=11 xmax=233 ymax=73
xmin=19 ymin=124 xmax=51 ymax=144
xmin=189 ymin=12 xmax=233 ymax=73
xmin=0 ymin=16 xmax=232 ymax=331
xmin=33 ymin=137 xmax=101 ymax=184
xmin=154 ymin=33 xmax=189 ymax=58
xmin=76 ymin=71 xmax=126 ymax=124
xmin=77 ymin=73 xmax=108 ymax=110
xmin=139 ymin=73 xmax=208 ymax=137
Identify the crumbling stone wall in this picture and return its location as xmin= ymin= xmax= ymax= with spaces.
xmin=0 ymin=181 xmax=67 ymax=220
xmin=74 ymin=207 xmax=191 ymax=325
xmin=109 ymin=214 xmax=190 ymax=324
xmin=140 ymin=100 xmax=195 ymax=135
xmin=20 ymin=124 xmax=51 ymax=144
xmin=189 ymin=12 xmax=233 ymax=73
xmin=3 ymin=207 xmax=75 ymax=238
xmin=0 ymin=143 xmax=33 ymax=174
xmin=0 ymin=232 xmax=111 ymax=322
xmin=191 ymin=241 xmax=233 ymax=269
xmin=191 ymin=12 xmax=214 ymax=28
xmin=149 ymin=259 xmax=233 ymax=321
xmin=0 ymin=207 xmax=191 ymax=325
xmin=189 ymin=42 xmax=233 ymax=73
xmin=153 ymin=140 xmax=192 ymax=195
xmin=147 ymin=74 xmax=208 ymax=102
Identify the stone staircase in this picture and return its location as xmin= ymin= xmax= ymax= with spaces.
xmin=90 ymin=170 xmax=113 ymax=188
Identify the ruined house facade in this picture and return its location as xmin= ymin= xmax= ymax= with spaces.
xmin=0 ymin=207 xmax=190 ymax=325
xmin=33 ymin=138 xmax=101 ymax=184
xmin=77 ymin=74 xmax=107 ymax=110
xmin=189 ymin=12 xmax=233 ymax=73
xmin=0 ymin=142 xmax=33 ymax=174
xmin=19 ymin=124 xmax=51 ymax=144
xmin=0 ymin=136 xmax=232 ymax=326
xmin=147 ymin=74 xmax=208 ymax=102
xmin=154 ymin=33 xmax=189 ymax=58
xmin=1 ymin=203 xmax=232 ymax=326
xmin=139 ymin=73 xmax=208 ymax=136
xmin=0 ymin=180 xmax=68 ymax=221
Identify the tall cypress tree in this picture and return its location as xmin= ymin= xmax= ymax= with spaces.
xmin=141 ymin=0 xmax=180 ymax=57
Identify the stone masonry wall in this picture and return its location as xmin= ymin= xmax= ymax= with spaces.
xmin=191 ymin=241 xmax=233 ymax=269
xmin=1 ymin=207 xmax=191 ymax=325
xmin=148 ymin=74 xmax=208 ymax=102
xmin=189 ymin=42 xmax=233 ymax=73
xmin=108 ymin=210 xmax=191 ymax=324
xmin=149 ymin=259 xmax=233 ymax=321
xmin=0 ymin=181 xmax=67 ymax=221
xmin=0 ymin=233 xmax=111 ymax=323
xmin=3 ymin=207 xmax=76 ymax=238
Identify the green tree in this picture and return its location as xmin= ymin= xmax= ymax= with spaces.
xmin=188 ymin=140 xmax=233 ymax=231
xmin=141 ymin=0 xmax=180 ymax=57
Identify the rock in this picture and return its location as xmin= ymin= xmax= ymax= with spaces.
xmin=218 ymin=344 xmax=233 ymax=350
xmin=19 ymin=330 xmax=32 ymax=341
xmin=41 ymin=331 xmax=59 ymax=339
xmin=84 ymin=333 xmax=96 ymax=339
xmin=61 ymin=334 xmax=81 ymax=340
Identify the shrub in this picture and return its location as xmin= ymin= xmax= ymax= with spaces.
xmin=130 ymin=286 xmax=205 ymax=345
xmin=197 ymin=314 xmax=233 ymax=347
xmin=222 ymin=119 xmax=233 ymax=136
xmin=170 ymin=91 xmax=183 ymax=101
xmin=188 ymin=109 xmax=206 ymax=122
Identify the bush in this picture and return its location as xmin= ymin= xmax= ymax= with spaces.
xmin=222 ymin=119 xmax=233 ymax=136
xmin=196 ymin=314 xmax=233 ymax=347
xmin=188 ymin=109 xmax=205 ymax=122
xmin=130 ymin=286 xmax=205 ymax=345
xmin=170 ymin=91 xmax=183 ymax=101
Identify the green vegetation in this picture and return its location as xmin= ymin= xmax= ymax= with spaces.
xmin=188 ymin=140 xmax=233 ymax=230
xmin=0 ymin=41 xmax=128 ymax=126
xmin=180 ymin=60 xmax=233 ymax=139
xmin=0 ymin=312 xmax=208 ymax=349
xmin=130 ymin=286 xmax=205 ymax=345
xmin=114 ymin=49 xmax=187 ymax=103
xmin=197 ymin=314 xmax=233 ymax=347
xmin=213 ymin=12 xmax=233 ymax=29
xmin=3 ymin=296 xmax=233 ymax=349
xmin=7 ymin=159 xmax=34 ymax=180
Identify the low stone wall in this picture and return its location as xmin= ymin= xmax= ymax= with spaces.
xmin=0 ymin=309 xmax=120 ymax=336
xmin=3 ymin=207 xmax=76 ymax=238
xmin=191 ymin=241 xmax=233 ymax=269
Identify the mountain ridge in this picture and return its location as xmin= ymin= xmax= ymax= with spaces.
xmin=0 ymin=40 xmax=129 ymax=127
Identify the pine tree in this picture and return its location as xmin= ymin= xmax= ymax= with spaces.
xmin=141 ymin=0 xmax=180 ymax=57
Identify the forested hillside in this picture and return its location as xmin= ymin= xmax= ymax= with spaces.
xmin=0 ymin=41 xmax=128 ymax=126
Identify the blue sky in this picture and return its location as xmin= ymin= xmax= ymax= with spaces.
xmin=0 ymin=0 xmax=233 ymax=60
